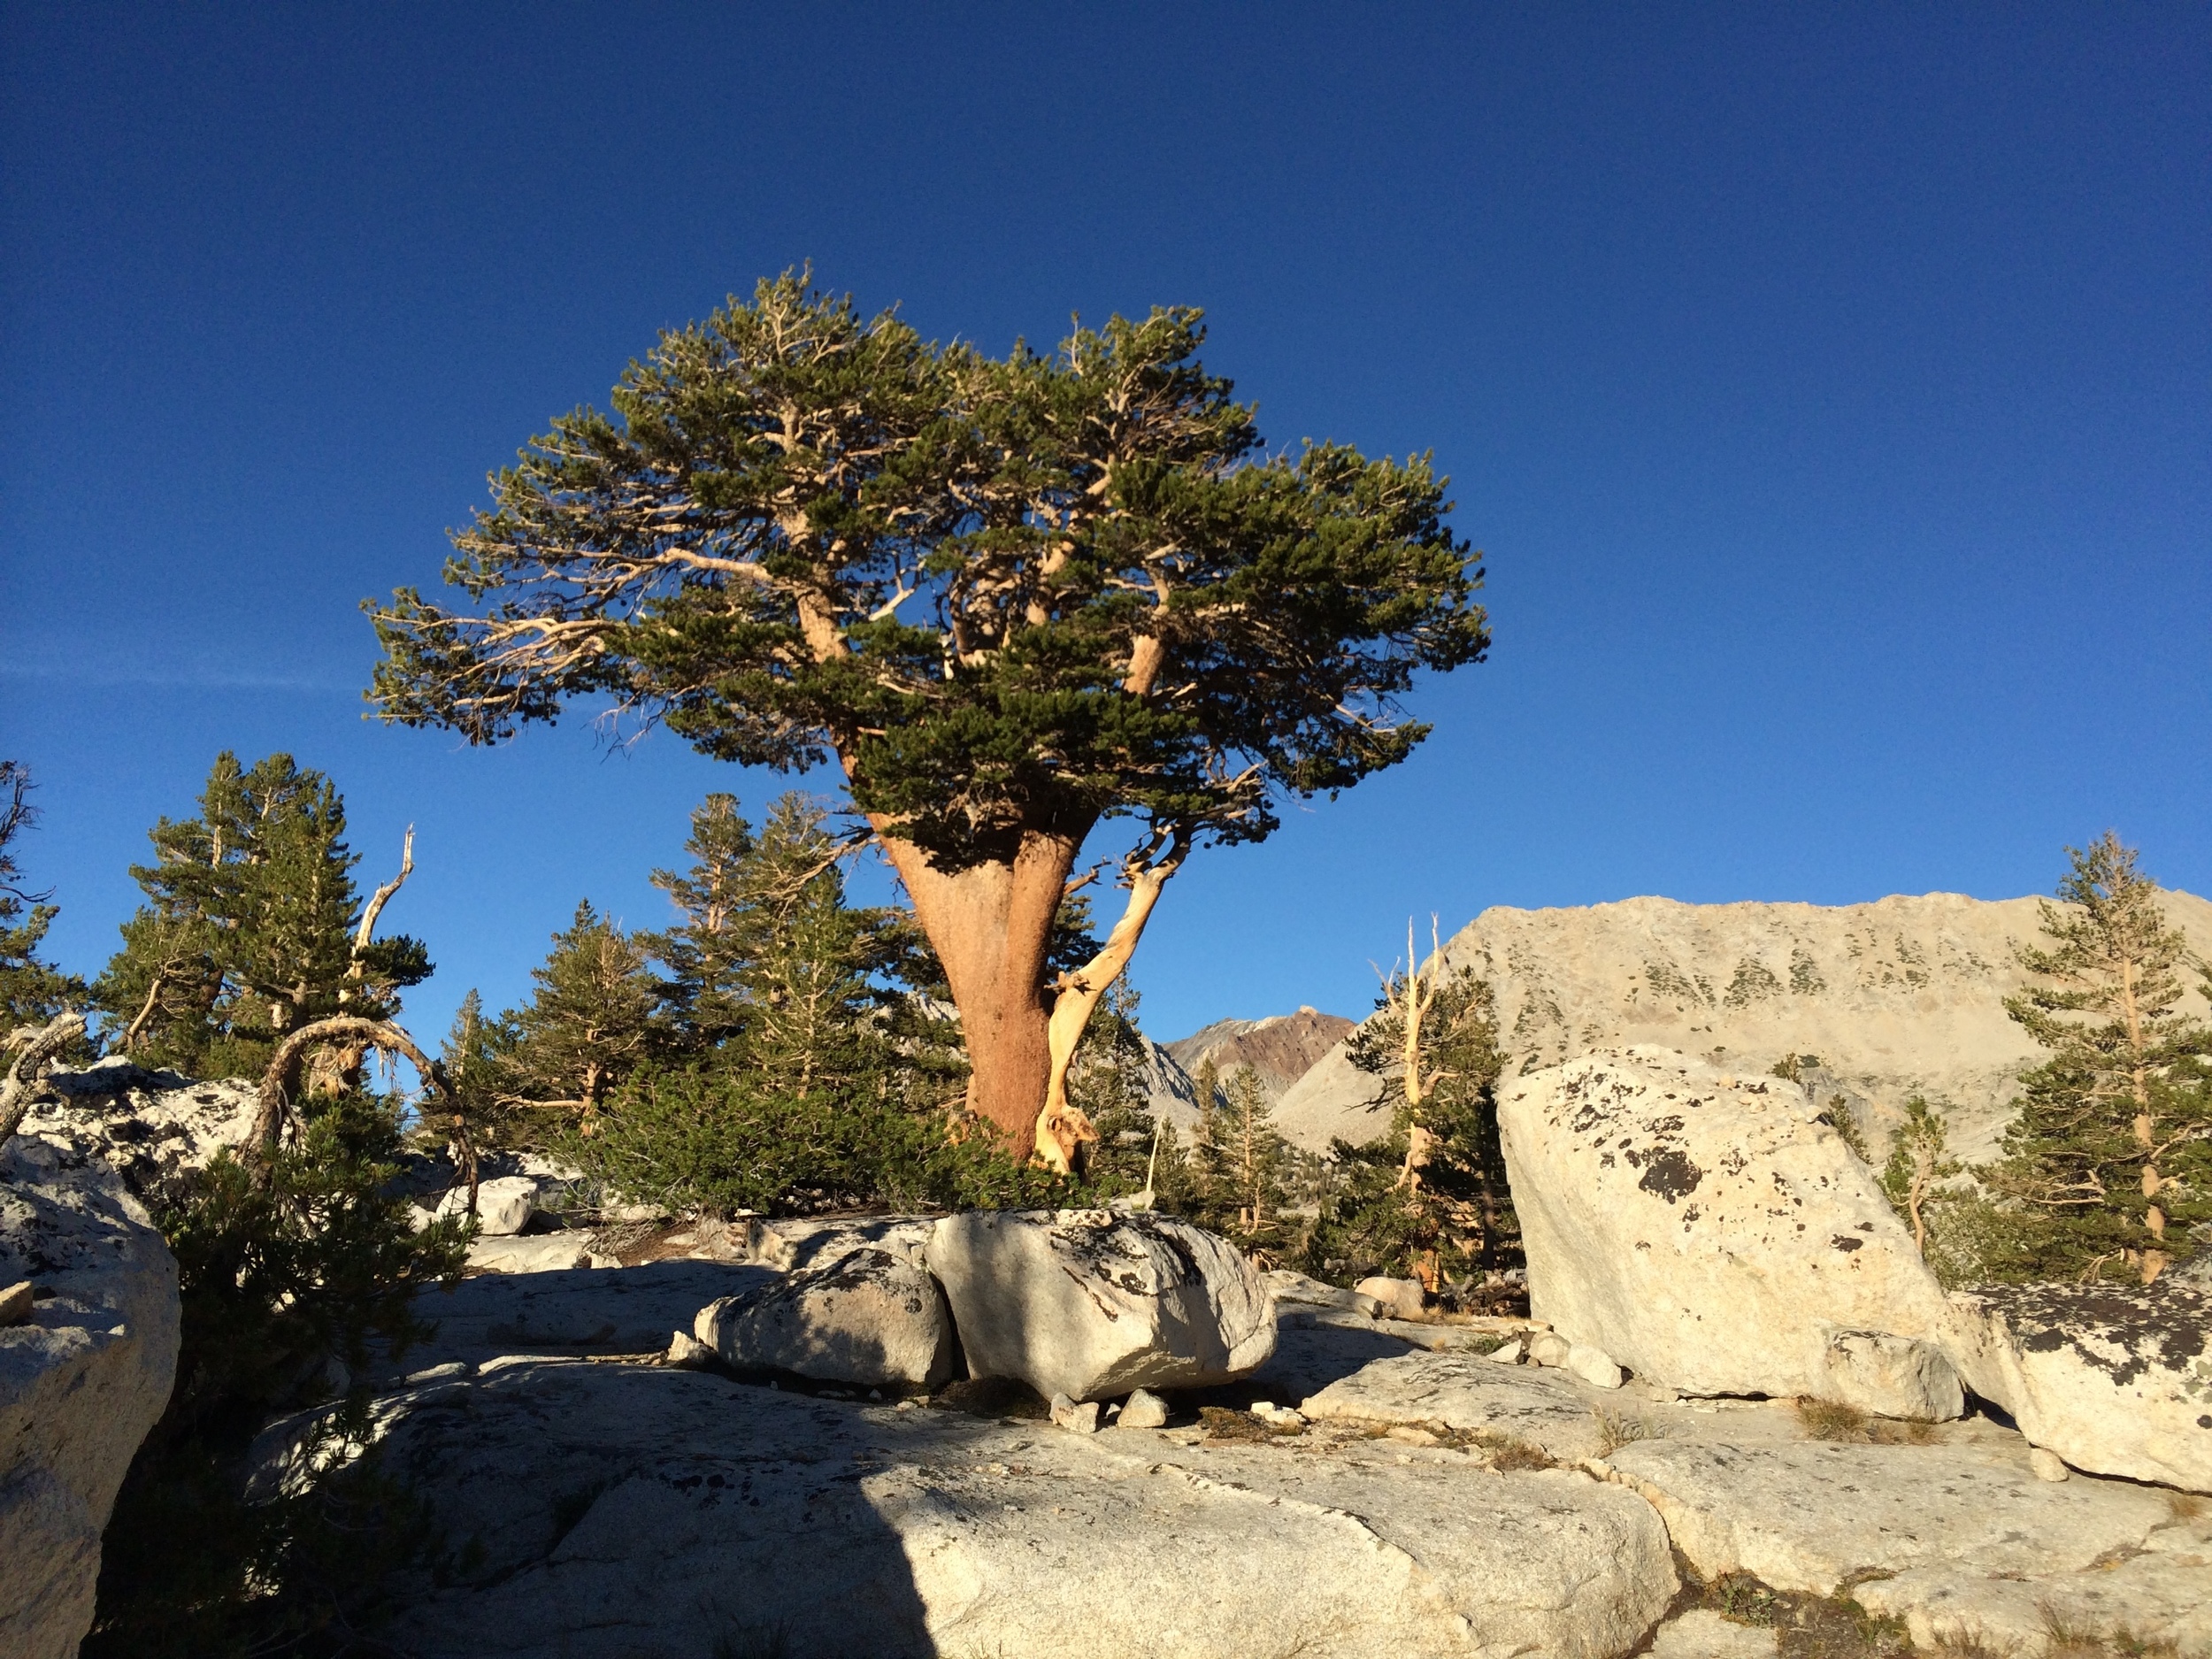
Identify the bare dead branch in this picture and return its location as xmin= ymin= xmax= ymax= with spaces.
xmin=250 ymin=1016 xmax=439 ymax=1178
xmin=352 ymin=825 xmax=416 ymax=964
xmin=0 ymin=1010 xmax=87 ymax=1148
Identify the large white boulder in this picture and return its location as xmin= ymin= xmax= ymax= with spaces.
xmin=1498 ymin=1048 xmax=1959 ymax=1403
xmin=1 ymin=1133 xmax=181 ymax=1659
xmin=1944 ymin=1280 xmax=2212 ymax=1493
xmin=417 ymin=1174 xmax=539 ymax=1236
xmin=926 ymin=1210 xmax=1274 ymax=1402
xmin=695 ymin=1243 xmax=956 ymax=1390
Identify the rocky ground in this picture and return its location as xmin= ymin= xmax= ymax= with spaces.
xmin=257 ymin=1259 xmax=2212 ymax=1659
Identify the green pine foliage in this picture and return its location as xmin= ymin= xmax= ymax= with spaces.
xmin=86 ymin=1090 xmax=470 ymax=1656
xmin=1303 ymin=964 xmax=1517 ymax=1297
xmin=714 ymin=795 xmax=881 ymax=1103
xmin=367 ymin=274 xmax=1489 ymax=864
xmin=1871 ymin=1094 xmax=2002 ymax=1288
xmin=93 ymin=753 xmax=431 ymax=1079
xmin=1981 ymin=833 xmax=2212 ymax=1284
xmin=498 ymin=900 xmax=661 ymax=1128
xmin=639 ymin=792 xmax=757 ymax=1052
xmin=1187 ymin=1064 xmax=1293 ymax=1256
xmin=0 ymin=760 xmax=88 ymax=1032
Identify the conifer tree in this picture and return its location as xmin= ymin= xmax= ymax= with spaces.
xmin=501 ymin=902 xmax=659 ymax=1126
xmin=724 ymin=795 xmax=882 ymax=1102
xmin=639 ymin=793 xmax=757 ymax=1053
xmin=1306 ymin=940 xmax=1513 ymax=1298
xmin=367 ymin=273 xmax=1489 ymax=1165
xmin=0 ymin=761 xmax=86 ymax=1031
xmin=1985 ymin=833 xmax=2212 ymax=1284
xmin=1879 ymin=1096 xmax=1964 ymax=1258
xmin=1209 ymin=1064 xmax=1289 ymax=1248
xmin=95 ymin=754 xmax=429 ymax=1078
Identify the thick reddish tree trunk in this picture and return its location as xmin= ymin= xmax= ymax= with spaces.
xmin=878 ymin=829 xmax=1080 ymax=1149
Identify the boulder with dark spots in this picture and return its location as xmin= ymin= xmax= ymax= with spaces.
xmin=1945 ymin=1279 xmax=2212 ymax=1492
xmin=925 ymin=1210 xmax=1273 ymax=1402
xmin=697 ymin=1245 xmax=957 ymax=1390
xmin=1498 ymin=1048 xmax=1955 ymax=1400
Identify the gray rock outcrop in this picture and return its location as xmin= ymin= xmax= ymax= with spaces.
xmin=1498 ymin=1048 xmax=1959 ymax=1405
xmin=1944 ymin=1280 xmax=2212 ymax=1492
xmin=14 ymin=1061 xmax=257 ymax=1201
xmin=1602 ymin=1432 xmax=2209 ymax=1655
xmin=695 ymin=1244 xmax=957 ymax=1390
xmin=343 ymin=1356 xmax=1680 ymax=1659
xmin=926 ymin=1210 xmax=1275 ymax=1401
xmin=2 ymin=1133 xmax=182 ymax=1659
xmin=1276 ymin=889 xmax=2212 ymax=1157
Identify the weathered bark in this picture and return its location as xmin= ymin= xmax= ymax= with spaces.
xmin=1036 ymin=830 xmax=1191 ymax=1172
xmin=876 ymin=829 xmax=1080 ymax=1150
xmin=251 ymin=1016 xmax=437 ymax=1171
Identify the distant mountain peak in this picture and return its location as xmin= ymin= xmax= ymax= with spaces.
xmin=1164 ymin=1007 xmax=1355 ymax=1102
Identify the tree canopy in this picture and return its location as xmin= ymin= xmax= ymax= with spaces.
xmin=367 ymin=273 xmax=1487 ymax=1156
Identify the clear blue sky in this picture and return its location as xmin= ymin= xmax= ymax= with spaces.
xmin=4 ymin=5 xmax=2207 ymax=1048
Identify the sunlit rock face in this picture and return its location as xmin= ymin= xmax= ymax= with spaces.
xmin=1497 ymin=1047 xmax=1956 ymax=1402
xmin=1274 ymin=888 xmax=2212 ymax=1157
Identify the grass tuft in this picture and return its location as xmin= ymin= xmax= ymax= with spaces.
xmin=1795 ymin=1398 xmax=1870 ymax=1441
xmin=1592 ymin=1407 xmax=1661 ymax=1456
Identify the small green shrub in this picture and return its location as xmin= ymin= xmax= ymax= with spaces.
xmin=86 ymin=1091 xmax=469 ymax=1657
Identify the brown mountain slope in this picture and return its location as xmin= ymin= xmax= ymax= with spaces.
xmin=1164 ymin=1008 xmax=1355 ymax=1101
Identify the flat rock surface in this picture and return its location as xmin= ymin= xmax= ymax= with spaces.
xmin=379 ymin=1259 xmax=772 ymax=1381
xmin=1648 ymin=1609 xmax=1778 ymax=1659
xmin=339 ymin=1259 xmax=2212 ymax=1658
xmin=1604 ymin=1433 xmax=2210 ymax=1655
xmin=358 ymin=1356 xmax=1677 ymax=1659
xmin=1301 ymin=1348 xmax=1632 ymax=1463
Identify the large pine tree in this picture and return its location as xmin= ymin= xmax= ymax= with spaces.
xmin=366 ymin=273 xmax=1488 ymax=1164
xmin=95 ymin=753 xmax=430 ymax=1078
xmin=1986 ymin=833 xmax=2212 ymax=1284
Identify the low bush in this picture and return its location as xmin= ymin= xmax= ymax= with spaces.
xmin=86 ymin=1091 xmax=470 ymax=1657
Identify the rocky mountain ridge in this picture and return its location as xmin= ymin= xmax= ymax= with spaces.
xmin=1276 ymin=887 xmax=2212 ymax=1156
